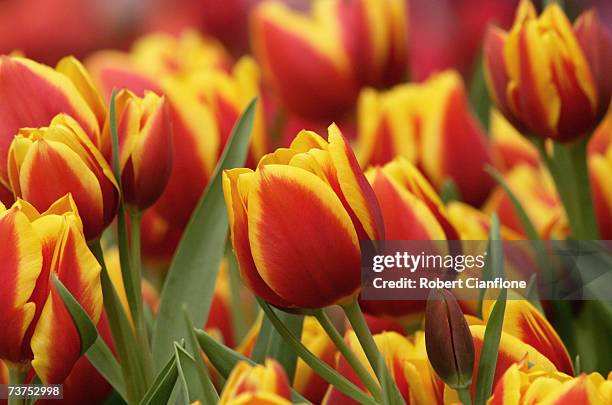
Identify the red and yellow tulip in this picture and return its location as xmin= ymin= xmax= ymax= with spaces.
xmin=589 ymin=113 xmax=612 ymax=239
xmin=0 ymin=195 xmax=102 ymax=383
xmin=483 ymin=299 xmax=574 ymax=376
xmin=223 ymin=124 xmax=383 ymax=309
xmin=294 ymin=317 xmax=336 ymax=403
xmin=219 ymin=359 xmax=292 ymax=405
xmin=0 ymin=55 xmax=107 ymax=181
xmin=483 ymin=164 xmax=568 ymax=239
xmin=356 ymin=70 xmax=494 ymax=205
xmin=488 ymin=362 xmax=611 ymax=405
xmin=360 ymin=157 xmax=459 ymax=322
xmin=484 ymin=0 xmax=599 ymax=141
xmin=323 ymin=330 xmax=441 ymax=404
xmin=7 ymin=113 xmax=119 ymax=241
xmin=109 ymin=89 xmax=173 ymax=210
xmin=251 ymin=0 xmax=408 ymax=121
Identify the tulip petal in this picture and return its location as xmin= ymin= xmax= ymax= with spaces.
xmin=31 ymin=216 xmax=102 ymax=383
xmin=223 ymin=168 xmax=290 ymax=308
xmin=248 ymin=164 xmax=361 ymax=308
xmin=0 ymin=206 xmax=41 ymax=363
xmin=0 ymin=56 xmax=100 ymax=180
xmin=539 ymin=374 xmax=603 ymax=405
xmin=16 ymin=138 xmax=105 ymax=240
xmin=328 ymin=124 xmax=384 ymax=240
xmin=484 ymin=299 xmax=574 ymax=375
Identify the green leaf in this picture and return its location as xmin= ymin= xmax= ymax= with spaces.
xmin=182 ymin=310 xmax=218 ymax=404
xmin=468 ymin=53 xmax=491 ymax=129
xmin=173 ymin=344 xmax=195 ymax=405
xmin=52 ymin=274 xmax=127 ymax=401
xmin=194 ymin=329 xmax=311 ymax=404
xmin=378 ymin=355 xmax=393 ymax=405
xmin=440 ymin=177 xmax=462 ymax=204
xmin=258 ymin=299 xmax=378 ymax=405
xmin=139 ymin=354 xmax=179 ymax=405
xmin=478 ymin=215 xmax=502 ymax=315
xmin=474 ymin=288 xmax=507 ymax=405
xmin=251 ymin=306 xmax=303 ymax=381
xmin=52 ymin=274 xmax=97 ymax=354
xmin=152 ymin=99 xmax=257 ymax=369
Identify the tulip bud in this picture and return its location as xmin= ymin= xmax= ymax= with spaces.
xmin=219 ymin=359 xmax=292 ymax=405
xmin=0 ymin=195 xmax=102 ymax=383
xmin=484 ymin=0 xmax=599 ymax=142
xmin=223 ymin=124 xmax=383 ymax=309
xmin=108 ymin=89 xmax=173 ymax=210
xmin=7 ymin=113 xmax=119 ymax=240
xmin=425 ymin=289 xmax=474 ymax=389
xmin=574 ymin=9 xmax=612 ymax=118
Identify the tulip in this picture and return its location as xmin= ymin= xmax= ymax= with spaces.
xmin=294 ymin=317 xmax=336 ymax=403
xmin=251 ymin=0 xmax=408 ymax=121
xmin=425 ymin=289 xmax=475 ymax=390
xmin=356 ymin=70 xmax=494 ymax=205
xmin=222 ymin=124 xmax=383 ymax=309
xmin=574 ymin=9 xmax=612 ymax=118
xmin=488 ymin=363 xmax=611 ymax=405
xmin=360 ymin=157 xmax=459 ymax=322
xmin=0 ymin=195 xmax=102 ymax=383
xmin=323 ymin=330 xmax=440 ymax=404
xmin=86 ymin=30 xmax=232 ymax=99
xmin=447 ymin=201 xmax=523 ymax=241
xmin=483 ymin=299 xmax=573 ymax=375
xmin=7 ymin=113 xmax=119 ymax=241
xmin=484 ymin=0 xmax=599 ymax=141
xmin=483 ymin=164 xmax=568 ymax=239
xmin=218 ymin=359 xmax=292 ymax=405
xmin=0 ymin=55 xmax=107 ymax=180
xmin=108 ymin=89 xmax=173 ymax=210
xmin=36 ymin=313 xmax=115 ymax=405
xmin=589 ymin=113 xmax=612 ymax=239
xmin=490 ymin=109 xmax=540 ymax=172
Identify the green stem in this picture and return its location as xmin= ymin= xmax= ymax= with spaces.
xmin=313 ymin=310 xmax=382 ymax=401
xmin=90 ymin=241 xmax=148 ymax=403
xmin=256 ymin=299 xmax=378 ymax=405
xmin=341 ymin=299 xmax=405 ymax=404
xmin=535 ymin=138 xmax=599 ymax=239
xmin=128 ymin=210 xmax=154 ymax=384
xmin=8 ymin=367 xmax=27 ymax=405
xmin=457 ymin=386 xmax=472 ymax=405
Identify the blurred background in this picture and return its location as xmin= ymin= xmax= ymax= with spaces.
xmin=2 ymin=0 xmax=609 ymax=81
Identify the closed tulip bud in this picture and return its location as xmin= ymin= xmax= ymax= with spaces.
xmin=219 ymin=359 xmax=292 ymax=405
xmin=425 ymin=289 xmax=474 ymax=389
xmin=108 ymin=89 xmax=173 ymax=210
xmin=0 ymin=195 xmax=102 ymax=383
xmin=7 ymin=113 xmax=119 ymax=241
xmin=0 ymin=55 xmax=107 ymax=181
xmin=574 ymin=9 xmax=612 ymax=118
xmin=356 ymin=71 xmax=494 ymax=205
xmin=484 ymin=0 xmax=599 ymax=142
xmin=223 ymin=124 xmax=383 ymax=309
